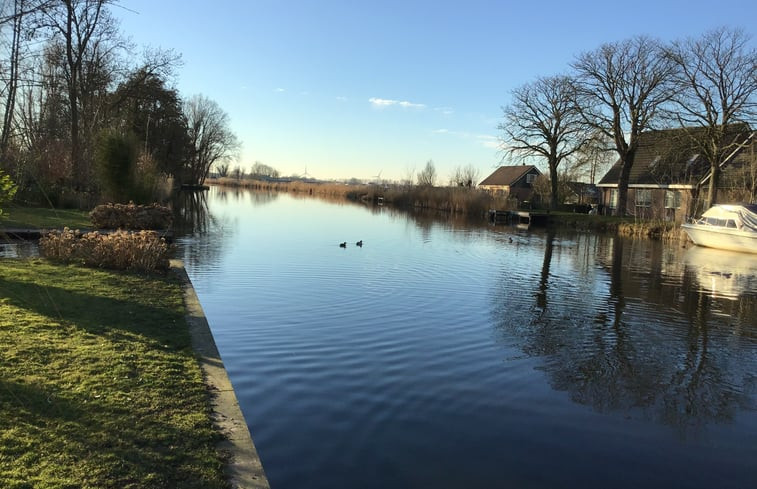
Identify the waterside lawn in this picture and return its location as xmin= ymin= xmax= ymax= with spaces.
xmin=0 ymin=259 xmax=229 ymax=488
xmin=1 ymin=205 xmax=91 ymax=230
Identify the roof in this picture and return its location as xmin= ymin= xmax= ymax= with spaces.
xmin=479 ymin=165 xmax=540 ymax=187
xmin=597 ymin=124 xmax=753 ymax=187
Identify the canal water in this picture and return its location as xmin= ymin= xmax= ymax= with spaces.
xmin=176 ymin=187 xmax=757 ymax=489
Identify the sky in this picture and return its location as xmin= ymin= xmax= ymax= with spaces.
xmin=113 ymin=0 xmax=757 ymax=183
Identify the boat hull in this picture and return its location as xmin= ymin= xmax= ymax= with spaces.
xmin=682 ymin=223 xmax=757 ymax=254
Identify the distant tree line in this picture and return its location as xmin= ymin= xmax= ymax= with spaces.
xmin=0 ymin=0 xmax=239 ymax=207
xmin=499 ymin=27 xmax=757 ymax=214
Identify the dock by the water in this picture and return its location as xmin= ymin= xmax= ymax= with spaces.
xmin=488 ymin=210 xmax=549 ymax=226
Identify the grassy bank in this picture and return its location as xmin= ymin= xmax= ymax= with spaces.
xmin=0 ymin=205 xmax=90 ymax=229
xmin=0 ymin=260 xmax=228 ymax=488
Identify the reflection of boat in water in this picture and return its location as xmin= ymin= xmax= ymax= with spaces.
xmin=683 ymin=246 xmax=757 ymax=299
xmin=681 ymin=204 xmax=757 ymax=253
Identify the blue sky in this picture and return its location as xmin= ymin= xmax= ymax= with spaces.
xmin=114 ymin=0 xmax=757 ymax=182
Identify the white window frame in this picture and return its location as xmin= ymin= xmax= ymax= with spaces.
xmin=664 ymin=190 xmax=681 ymax=209
xmin=635 ymin=189 xmax=652 ymax=208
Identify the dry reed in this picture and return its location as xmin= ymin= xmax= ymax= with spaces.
xmin=40 ymin=228 xmax=171 ymax=272
xmin=90 ymin=202 xmax=172 ymax=230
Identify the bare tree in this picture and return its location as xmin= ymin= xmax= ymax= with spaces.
xmin=568 ymin=130 xmax=615 ymax=184
xmin=666 ymin=27 xmax=757 ymax=208
xmin=0 ymin=0 xmax=54 ymax=159
xmin=402 ymin=165 xmax=416 ymax=187
xmin=572 ymin=36 xmax=676 ymax=216
xmin=0 ymin=0 xmax=24 ymax=157
xmin=250 ymin=161 xmax=280 ymax=179
xmin=38 ymin=0 xmax=123 ymax=189
xmin=500 ymin=75 xmax=591 ymax=210
xmin=449 ymin=163 xmax=480 ymax=188
xmin=215 ymin=162 xmax=229 ymax=177
xmin=183 ymin=94 xmax=239 ymax=186
xmin=416 ymin=159 xmax=437 ymax=186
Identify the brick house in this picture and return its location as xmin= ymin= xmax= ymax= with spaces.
xmin=479 ymin=165 xmax=541 ymax=203
xmin=596 ymin=125 xmax=756 ymax=222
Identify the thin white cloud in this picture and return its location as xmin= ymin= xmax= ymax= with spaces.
xmin=477 ymin=135 xmax=501 ymax=149
xmin=369 ymin=97 xmax=397 ymax=107
xmin=369 ymin=97 xmax=425 ymax=109
xmin=434 ymin=106 xmax=454 ymax=116
xmin=433 ymin=129 xmax=501 ymax=149
xmin=275 ymin=87 xmax=285 ymax=92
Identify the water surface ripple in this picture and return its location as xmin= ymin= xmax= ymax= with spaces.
xmin=179 ymin=189 xmax=757 ymax=489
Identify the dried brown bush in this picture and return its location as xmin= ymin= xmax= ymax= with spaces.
xmin=90 ymin=202 xmax=172 ymax=230
xmin=40 ymin=228 xmax=171 ymax=272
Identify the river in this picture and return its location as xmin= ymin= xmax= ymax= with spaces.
xmin=175 ymin=186 xmax=757 ymax=489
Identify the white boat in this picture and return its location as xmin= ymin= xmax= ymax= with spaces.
xmin=681 ymin=204 xmax=757 ymax=254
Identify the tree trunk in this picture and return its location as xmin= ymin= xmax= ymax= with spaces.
xmin=0 ymin=0 xmax=22 ymax=157
xmin=64 ymin=0 xmax=82 ymax=189
xmin=615 ymin=150 xmax=635 ymax=217
xmin=549 ymin=162 xmax=559 ymax=210
xmin=706 ymin=163 xmax=720 ymax=209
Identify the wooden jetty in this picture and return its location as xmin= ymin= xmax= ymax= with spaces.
xmin=488 ymin=210 xmax=549 ymax=226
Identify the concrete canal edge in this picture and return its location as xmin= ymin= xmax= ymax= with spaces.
xmin=171 ymin=260 xmax=270 ymax=489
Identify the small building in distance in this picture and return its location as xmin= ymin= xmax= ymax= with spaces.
xmin=597 ymin=124 xmax=755 ymax=222
xmin=564 ymin=182 xmax=600 ymax=205
xmin=479 ymin=164 xmax=541 ymax=203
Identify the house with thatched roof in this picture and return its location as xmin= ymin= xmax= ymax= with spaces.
xmin=479 ymin=164 xmax=541 ymax=202
xmin=597 ymin=125 xmax=756 ymax=221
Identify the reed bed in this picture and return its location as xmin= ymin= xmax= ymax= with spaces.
xmin=40 ymin=228 xmax=171 ymax=272
xmin=616 ymin=220 xmax=685 ymax=240
xmin=90 ymin=202 xmax=173 ymax=230
xmin=208 ymin=177 xmax=509 ymax=215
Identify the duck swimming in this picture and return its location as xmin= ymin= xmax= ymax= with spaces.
xmin=356 ymin=240 xmax=363 ymax=247
xmin=339 ymin=242 xmax=347 ymax=248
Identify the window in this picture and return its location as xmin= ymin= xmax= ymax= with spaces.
xmin=609 ymin=189 xmax=618 ymax=210
xmin=635 ymin=189 xmax=652 ymax=208
xmin=664 ymin=190 xmax=681 ymax=209
xmin=526 ymin=173 xmax=536 ymax=184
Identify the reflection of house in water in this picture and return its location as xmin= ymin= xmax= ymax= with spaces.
xmin=491 ymin=233 xmax=757 ymax=431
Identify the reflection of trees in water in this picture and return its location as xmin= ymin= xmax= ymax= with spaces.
xmin=169 ymin=189 xmax=234 ymax=272
xmin=406 ymin=207 xmax=492 ymax=245
xmin=171 ymin=190 xmax=211 ymax=236
xmin=492 ymin=233 xmax=756 ymax=432
xmin=212 ymin=186 xmax=280 ymax=207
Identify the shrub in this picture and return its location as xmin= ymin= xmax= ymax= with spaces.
xmin=40 ymin=228 xmax=171 ymax=272
xmin=0 ymin=170 xmax=18 ymax=218
xmin=95 ymin=130 xmax=139 ymax=203
xmin=90 ymin=202 xmax=172 ymax=230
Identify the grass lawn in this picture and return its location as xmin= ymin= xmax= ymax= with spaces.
xmin=0 ymin=206 xmax=91 ymax=230
xmin=0 ymin=259 xmax=229 ymax=488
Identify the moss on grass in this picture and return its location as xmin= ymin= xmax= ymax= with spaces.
xmin=0 ymin=260 xmax=229 ymax=488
